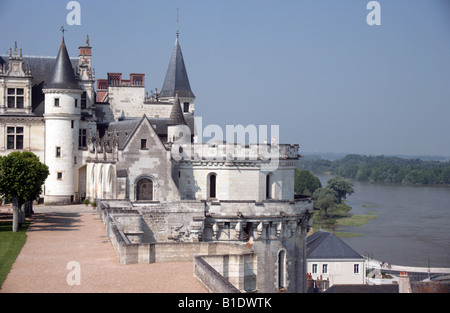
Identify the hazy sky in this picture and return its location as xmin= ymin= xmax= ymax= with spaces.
xmin=1 ymin=0 xmax=449 ymax=157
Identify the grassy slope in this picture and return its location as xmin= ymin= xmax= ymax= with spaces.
xmin=0 ymin=221 xmax=30 ymax=289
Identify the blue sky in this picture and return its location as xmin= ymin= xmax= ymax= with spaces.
xmin=1 ymin=0 xmax=450 ymax=157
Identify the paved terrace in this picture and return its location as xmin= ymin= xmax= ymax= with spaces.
xmin=0 ymin=204 xmax=207 ymax=293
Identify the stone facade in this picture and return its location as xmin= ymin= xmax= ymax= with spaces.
xmin=0 ymin=33 xmax=314 ymax=293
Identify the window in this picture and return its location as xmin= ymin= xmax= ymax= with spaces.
xmin=79 ymin=129 xmax=87 ymax=148
xmin=75 ymin=99 xmax=78 ymax=107
xmin=322 ymin=264 xmax=328 ymax=274
xmin=354 ymin=264 xmax=360 ymax=274
xmin=312 ymin=264 xmax=318 ymax=274
xmin=266 ymin=174 xmax=271 ymax=199
xmin=54 ymin=98 xmax=60 ymax=107
xmin=7 ymin=88 xmax=24 ymax=109
xmin=183 ymin=102 xmax=190 ymax=113
xmin=57 ymin=172 xmax=63 ymax=180
xmin=140 ymin=139 xmax=147 ymax=150
xmin=56 ymin=147 xmax=61 ymax=158
xmin=7 ymin=127 xmax=24 ymax=150
xmin=71 ymin=120 xmax=74 ymax=129
xmin=209 ymin=174 xmax=217 ymax=199
xmin=278 ymin=250 xmax=286 ymax=290
xmin=81 ymin=92 xmax=87 ymax=109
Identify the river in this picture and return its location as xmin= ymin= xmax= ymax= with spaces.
xmin=317 ymin=175 xmax=450 ymax=268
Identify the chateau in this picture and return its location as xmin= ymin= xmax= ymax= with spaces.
xmin=0 ymin=34 xmax=314 ymax=293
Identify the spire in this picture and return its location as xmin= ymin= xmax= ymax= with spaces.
xmin=159 ymin=32 xmax=195 ymax=99
xmin=45 ymin=36 xmax=80 ymax=90
xmin=167 ymin=92 xmax=187 ymax=126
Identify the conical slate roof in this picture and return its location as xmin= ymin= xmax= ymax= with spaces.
xmin=307 ymin=230 xmax=363 ymax=259
xmin=159 ymin=33 xmax=195 ymax=99
xmin=45 ymin=37 xmax=80 ymax=90
xmin=167 ymin=92 xmax=187 ymax=126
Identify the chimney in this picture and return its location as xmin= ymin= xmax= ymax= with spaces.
xmin=306 ymin=273 xmax=314 ymax=289
xmin=398 ymin=271 xmax=411 ymax=293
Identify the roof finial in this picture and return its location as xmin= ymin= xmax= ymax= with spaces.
xmin=60 ymin=26 xmax=67 ymax=38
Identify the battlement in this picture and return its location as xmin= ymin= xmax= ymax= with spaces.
xmin=175 ymin=143 xmax=300 ymax=161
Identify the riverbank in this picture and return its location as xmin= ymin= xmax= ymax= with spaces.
xmin=311 ymin=201 xmax=378 ymax=238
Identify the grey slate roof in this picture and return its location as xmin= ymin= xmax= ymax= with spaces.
xmin=167 ymin=94 xmax=187 ymax=126
xmin=159 ymin=34 xmax=195 ymax=99
xmin=307 ymin=230 xmax=363 ymax=260
xmin=44 ymin=37 xmax=80 ymax=90
xmin=0 ymin=54 xmax=78 ymax=117
xmin=105 ymin=114 xmax=195 ymax=150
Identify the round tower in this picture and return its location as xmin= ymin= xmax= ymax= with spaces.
xmin=43 ymin=36 xmax=83 ymax=205
xmin=167 ymin=92 xmax=190 ymax=144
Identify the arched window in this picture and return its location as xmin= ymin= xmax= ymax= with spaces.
xmin=208 ymin=173 xmax=217 ymax=199
xmin=136 ymin=177 xmax=154 ymax=201
xmin=278 ymin=250 xmax=287 ymax=290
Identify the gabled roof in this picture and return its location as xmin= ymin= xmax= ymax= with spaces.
xmin=307 ymin=230 xmax=363 ymax=260
xmin=159 ymin=33 xmax=195 ymax=99
xmin=45 ymin=37 xmax=80 ymax=90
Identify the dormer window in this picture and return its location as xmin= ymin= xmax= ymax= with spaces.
xmin=7 ymin=88 xmax=24 ymax=109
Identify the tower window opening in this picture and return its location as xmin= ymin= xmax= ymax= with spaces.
xmin=183 ymin=102 xmax=189 ymax=113
xmin=278 ymin=250 xmax=287 ymax=290
xmin=208 ymin=174 xmax=217 ymax=199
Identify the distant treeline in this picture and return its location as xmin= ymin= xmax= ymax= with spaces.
xmin=298 ymin=154 xmax=450 ymax=185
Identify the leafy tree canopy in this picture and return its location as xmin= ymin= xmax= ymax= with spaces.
xmin=326 ymin=176 xmax=354 ymax=203
xmin=294 ymin=169 xmax=322 ymax=196
xmin=0 ymin=151 xmax=49 ymax=232
xmin=298 ymin=154 xmax=450 ymax=185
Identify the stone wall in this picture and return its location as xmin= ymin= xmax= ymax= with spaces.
xmin=194 ymin=257 xmax=241 ymax=293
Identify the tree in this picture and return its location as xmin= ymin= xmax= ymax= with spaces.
xmin=326 ymin=176 xmax=354 ymax=203
xmin=0 ymin=151 xmax=49 ymax=232
xmin=294 ymin=169 xmax=322 ymax=196
xmin=312 ymin=187 xmax=338 ymax=217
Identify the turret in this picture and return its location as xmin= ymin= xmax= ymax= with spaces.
xmin=167 ymin=91 xmax=190 ymax=144
xmin=43 ymin=36 xmax=83 ymax=205
xmin=159 ymin=31 xmax=195 ymax=114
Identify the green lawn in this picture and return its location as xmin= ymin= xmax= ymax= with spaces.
xmin=0 ymin=221 xmax=30 ymax=289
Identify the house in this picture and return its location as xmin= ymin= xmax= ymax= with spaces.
xmin=307 ymin=230 xmax=365 ymax=291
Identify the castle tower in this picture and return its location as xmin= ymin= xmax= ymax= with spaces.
xmin=43 ymin=36 xmax=83 ymax=205
xmin=167 ymin=91 xmax=190 ymax=144
xmin=159 ymin=31 xmax=195 ymax=114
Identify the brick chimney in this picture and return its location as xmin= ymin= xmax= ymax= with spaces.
xmin=399 ymin=271 xmax=411 ymax=293
xmin=307 ymin=273 xmax=314 ymax=289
